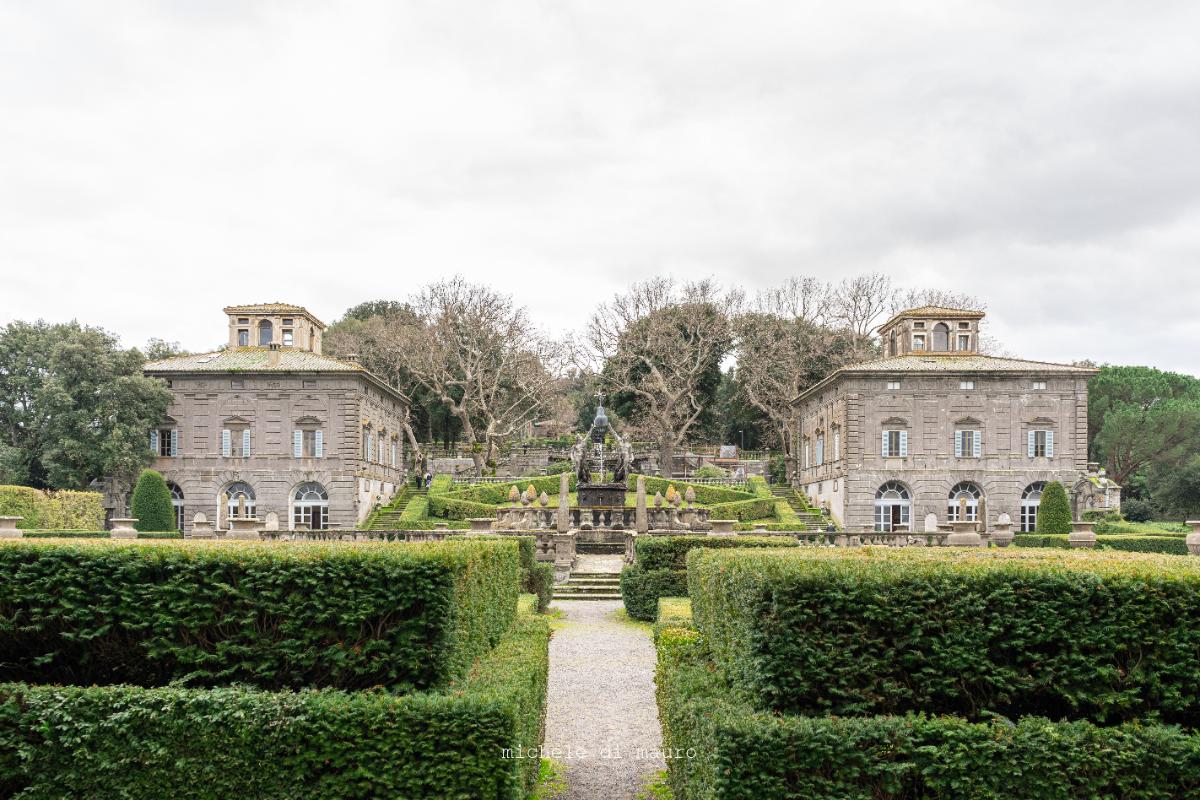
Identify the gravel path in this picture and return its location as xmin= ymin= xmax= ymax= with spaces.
xmin=544 ymin=597 xmax=664 ymax=799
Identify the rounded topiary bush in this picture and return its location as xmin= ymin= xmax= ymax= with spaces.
xmin=1035 ymin=481 xmax=1072 ymax=534
xmin=130 ymin=469 xmax=175 ymax=532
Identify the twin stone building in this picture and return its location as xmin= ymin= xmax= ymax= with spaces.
xmin=110 ymin=301 xmax=1115 ymax=535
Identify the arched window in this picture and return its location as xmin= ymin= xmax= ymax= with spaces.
xmin=875 ymin=481 xmax=911 ymax=532
xmin=258 ymin=319 xmax=273 ymax=346
xmin=293 ymin=482 xmax=329 ymax=530
xmin=168 ymin=482 xmax=185 ymax=532
xmin=948 ymin=482 xmax=983 ymax=522
xmin=224 ymin=481 xmax=256 ymax=523
xmin=932 ymin=323 xmax=950 ymax=351
xmin=1021 ymin=482 xmax=1046 ymax=532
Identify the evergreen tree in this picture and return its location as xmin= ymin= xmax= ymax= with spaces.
xmin=130 ymin=469 xmax=175 ymax=532
xmin=1035 ymin=481 xmax=1072 ymax=534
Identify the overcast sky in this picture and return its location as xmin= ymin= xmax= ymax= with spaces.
xmin=2 ymin=1 xmax=1199 ymax=373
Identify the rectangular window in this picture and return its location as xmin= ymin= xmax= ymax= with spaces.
xmin=803 ymin=442 xmax=810 ymax=469
xmin=1032 ymin=381 xmax=1047 ymax=390
xmin=886 ymin=381 xmax=900 ymax=390
xmin=223 ymin=428 xmax=249 ymax=457
xmin=882 ymin=429 xmax=907 ymax=457
xmin=958 ymin=334 xmax=971 ymax=350
xmin=913 ymin=335 xmax=926 ymax=350
xmin=390 ymin=440 xmax=397 ymax=467
xmin=237 ymin=318 xmax=249 ymax=325
xmin=815 ymin=435 xmax=825 ymax=466
xmin=302 ymin=379 xmax=317 ymax=389
xmin=1028 ymin=429 xmax=1055 ymax=458
xmin=282 ymin=330 xmax=293 ymax=346
xmin=960 ymin=380 xmax=975 ymax=390
xmin=913 ymin=321 xmax=925 ymax=329
xmin=833 ymin=429 xmax=841 ymax=461
xmin=959 ymin=322 xmax=970 ymax=329
xmin=956 ymin=430 xmax=980 ymax=458
xmin=282 ymin=318 xmax=293 ymax=326
xmin=237 ymin=330 xmax=249 ymax=346
xmin=231 ymin=380 xmax=244 ymax=390
xmin=156 ymin=428 xmax=177 ymax=457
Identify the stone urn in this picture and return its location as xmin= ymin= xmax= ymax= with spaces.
xmin=110 ymin=518 xmax=139 ymax=539
xmin=467 ymin=517 xmax=494 ymax=533
xmin=227 ymin=516 xmax=262 ymax=540
xmin=709 ymin=519 xmax=737 ymax=536
xmin=1068 ymin=521 xmax=1097 ymax=549
xmin=991 ymin=522 xmax=1014 ymax=548
xmin=1186 ymin=521 xmax=1200 ymax=556
xmin=946 ymin=520 xmax=983 ymax=547
xmin=0 ymin=516 xmax=23 ymax=538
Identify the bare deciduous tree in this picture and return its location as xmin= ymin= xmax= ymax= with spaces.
xmin=588 ymin=278 xmax=737 ymax=475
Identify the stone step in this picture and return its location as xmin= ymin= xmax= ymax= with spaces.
xmin=570 ymin=572 xmax=621 ymax=579
xmin=563 ymin=582 xmax=621 ymax=591
xmin=552 ymin=592 xmax=623 ymax=601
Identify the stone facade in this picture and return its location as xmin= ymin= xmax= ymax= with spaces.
xmin=792 ymin=306 xmax=1100 ymax=533
xmin=105 ymin=303 xmax=407 ymax=532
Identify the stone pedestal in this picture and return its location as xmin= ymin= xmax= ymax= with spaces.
xmin=946 ymin=520 xmax=983 ymax=547
xmin=991 ymin=523 xmax=1014 ymax=548
xmin=1185 ymin=521 xmax=1200 ymax=556
xmin=709 ymin=519 xmax=736 ymax=536
xmin=0 ymin=516 xmax=23 ymax=538
xmin=552 ymin=532 xmax=576 ymax=583
xmin=467 ymin=517 xmax=494 ymax=534
xmin=1068 ymin=521 xmax=1097 ymax=549
xmin=227 ymin=517 xmax=262 ymax=540
xmin=190 ymin=513 xmax=215 ymax=539
xmin=110 ymin=518 xmax=139 ymax=539
xmin=634 ymin=476 xmax=648 ymax=534
xmin=556 ymin=473 xmax=570 ymax=533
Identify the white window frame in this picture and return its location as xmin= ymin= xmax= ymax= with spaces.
xmin=1032 ymin=380 xmax=1047 ymax=390
xmin=955 ymin=429 xmax=981 ymax=458
xmin=960 ymin=380 xmax=975 ymax=390
xmin=1028 ymin=429 xmax=1055 ymax=458
xmin=886 ymin=381 xmax=900 ymax=390
xmin=882 ymin=429 xmax=908 ymax=458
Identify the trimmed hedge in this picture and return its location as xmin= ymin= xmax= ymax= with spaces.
xmin=1015 ymin=533 xmax=1190 ymax=555
xmin=130 ymin=469 xmax=175 ymax=532
xmin=442 ymin=475 xmax=576 ymax=506
xmin=19 ymin=530 xmax=184 ymax=539
xmin=0 ymin=485 xmax=104 ymax=530
xmin=688 ymin=547 xmax=1200 ymax=725
xmin=1036 ymin=481 xmax=1072 ymax=533
xmin=622 ymin=536 xmax=797 ymax=621
xmin=655 ymin=627 xmax=1200 ymax=800
xmin=705 ymin=497 xmax=777 ymax=522
xmin=526 ymin=562 xmax=554 ymax=613
xmin=628 ymin=475 xmax=754 ymax=505
xmin=0 ymin=538 xmax=518 ymax=692
xmin=621 ymin=567 xmax=689 ymax=621
xmin=635 ymin=535 xmax=798 ymax=572
xmin=0 ymin=613 xmax=552 ymax=800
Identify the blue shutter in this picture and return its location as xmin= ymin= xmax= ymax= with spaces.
xmin=954 ymin=431 xmax=962 ymax=458
xmin=294 ymin=431 xmax=303 ymax=458
xmin=150 ymin=430 xmax=159 ymax=454
xmin=972 ymin=431 xmax=981 ymax=458
xmin=1046 ymin=430 xmax=1054 ymax=457
xmin=242 ymin=429 xmax=251 ymax=457
xmin=1027 ymin=431 xmax=1036 ymax=458
xmin=899 ymin=430 xmax=908 ymax=457
xmin=170 ymin=429 xmax=178 ymax=457
xmin=222 ymin=429 xmax=231 ymax=457
xmin=881 ymin=431 xmax=889 ymax=456
xmin=315 ymin=429 xmax=324 ymax=458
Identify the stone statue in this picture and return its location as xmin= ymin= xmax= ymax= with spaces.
xmin=571 ymin=435 xmax=590 ymax=484
xmin=613 ymin=440 xmax=633 ymax=483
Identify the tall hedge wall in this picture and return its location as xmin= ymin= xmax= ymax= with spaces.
xmin=1014 ymin=533 xmax=1190 ymax=555
xmin=0 ymin=485 xmax=104 ymax=530
xmin=627 ymin=476 xmax=755 ymax=505
xmin=655 ymin=626 xmax=1200 ymax=800
xmin=688 ymin=548 xmax=1200 ymax=725
xmin=0 ymin=539 xmax=519 ymax=692
xmin=0 ymin=613 xmax=552 ymax=800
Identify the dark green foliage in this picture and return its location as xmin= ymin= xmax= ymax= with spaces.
xmin=1016 ymin=533 xmax=1189 ymax=555
xmin=130 ymin=469 xmax=175 ymax=532
xmin=635 ymin=535 xmax=797 ymax=572
xmin=688 ymin=548 xmax=1200 ymax=725
xmin=0 ymin=486 xmax=104 ymax=529
xmin=1035 ymin=480 xmax=1072 ymax=533
xmin=525 ymin=563 xmax=554 ymax=613
xmin=20 ymin=530 xmax=183 ymax=539
xmin=0 ymin=539 xmax=518 ymax=692
xmin=621 ymin=567 xmax=689 ymax=621
xmin=1122 ymin=497 xmax=1158 ymax=522
xmin=705 ymin=497 xmax=776 ymax=521
xmin=1155 ymin=455 xmax=1200 ymax=518
xmin=655 ymin=628 xmax=1200 ymax=800
xmin=0 ymin=614 xmax=551 ymax=800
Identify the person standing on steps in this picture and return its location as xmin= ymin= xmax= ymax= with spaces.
xmin=424 ymin=471 xmax=432 ymax=489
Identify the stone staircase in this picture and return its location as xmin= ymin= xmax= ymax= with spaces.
xmin=769 ymin=485 xmax=835 ymax=531
xmin=553 ymin=571 xmax=622 ymax=601
xmin=364 ymin=487 xmax=426 ymax=531
xmin=575 ymin=540 xmax=625 ymax=556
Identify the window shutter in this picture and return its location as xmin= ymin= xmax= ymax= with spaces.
xmin=899 ymin=430 xmax=909 ymax=457
xmin=882 ymin=431 xmax=889 ymax=456
xmin=315 ymin=429 xmax=324 ymax=458
xmin=222 ymin=429 xmax=231 ymax=457
xmin=293 ymin=431 xmax=303 ymax=458
xmin=954 ymin=432 xmax=963 ymax=458
xmin=170 ymin=429 xmax=178 ymax=457
xmin=242 ymin=429 xmax=251 ymax=457
xmin=1046 ymin=430 xmax=1055 ymax=457
xmin=150 ymin=430 xmax=159 ymax=454
xmin=972 ymin=431 xmax=981 ymax=458
xmin=1027 ymin=431 xmax=1035 ymax=458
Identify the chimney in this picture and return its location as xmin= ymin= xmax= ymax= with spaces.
xmin=268 ymin=342 xmax=282 ymax=367
xmin=345 ymin=353 xmax=360 ymax=364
